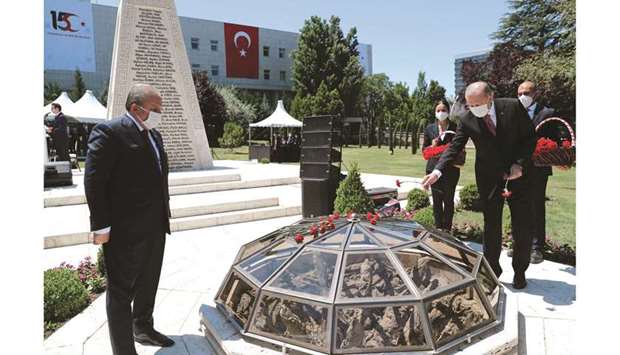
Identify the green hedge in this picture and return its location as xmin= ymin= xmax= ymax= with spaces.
xmin=44 ymin=268 xmax=89 ymax=323
xmin=459 ymin=184 xmax=482 ymax=211
xmin=406 ymin=188 xmax=430 ymax=211
xmin=413 ymin=207 xmax=435 ymax=228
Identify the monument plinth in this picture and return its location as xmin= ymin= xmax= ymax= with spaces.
xmin=107 ymin=0 xmax=213 ymax=171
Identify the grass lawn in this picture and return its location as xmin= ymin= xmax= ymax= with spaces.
xmin=341 ymin=145 xmax=576 ymax=249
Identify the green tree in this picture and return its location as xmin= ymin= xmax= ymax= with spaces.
xmin=216 ymin=86 xmax=256 ymax=125
xmin=358 ymin=73 xmax=391 ymax=148
xmin=492 ymin=0 xmax=567 ymax=53
xmin=292 ymin=15 xmax=364 ymax=117
xmin=44 ymin=81 xmax=62 ymax=105
xmin=311 ymin=81 xmax=344 ymax=116
xmin=193 ymin=71 xmax=227 ymax=146
xmin=334 ymin=162 xmax=374 ymax=214
xmin=218 ymin=122 xmax=245 ymax=152
xmin=71 ymin=69 xmax=86 ymax=101
xmin=409 ymin=72 xmax=433 ymax=154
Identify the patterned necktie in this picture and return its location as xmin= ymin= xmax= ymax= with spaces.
xmin=483 ymin=114 xmax=496 ymax=136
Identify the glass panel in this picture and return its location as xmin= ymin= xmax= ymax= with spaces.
xmin=216 ymin=272 xmax=257 ymax=327
xmin=238 ymin=238 xmax=300 ymax=284
xmin=395 ymin=246 xmax=464 ymax=294
xmin=269 ymin=249 xmax=338 ymax=298
xmin=250 ymin=294 xmax=329 ymax=351
xmin=365 ymin=226 xmax=416 ymax=247
xmin=423 ymin=234 xmax=478 ymax=274
xmin=477 ymin=261 xmax=500 ymax=312
xmin=312 ymin=227 xmax=349 ymax=249
xmin=235 ymin=228 xmax=287 ymax=263
xmin=375 ymin=221 xmax=425 ymax=240
xmin=335 ymin=305 xmax=427 ymax=350
xmin=347 ymin=225 xmax=380 ymax=249
xmin=340 ymin=253 xmax=410 ymax=298
xmin=427 ymin=286 xmax=491 ymax=346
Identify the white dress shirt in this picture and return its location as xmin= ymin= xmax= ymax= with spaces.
xmin=527 ymin=102 xmax=537 ymax=120
xmin=93 ymin=113 xmax=162 ymax=235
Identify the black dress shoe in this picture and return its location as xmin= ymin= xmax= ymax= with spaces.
xmin=513 ymin=273 xmax=527 ymax=289
xmin=134 ymin=329 xmax=175 ymax=347
xmin=530 ymin=249 xmax=544 ymax=264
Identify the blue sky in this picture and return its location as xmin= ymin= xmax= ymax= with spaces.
xmin=93 ymin=0 xmax=509 ymax=95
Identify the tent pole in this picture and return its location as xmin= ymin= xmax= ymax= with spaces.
xmin=270 ymin=127 xmax=273 ymax=146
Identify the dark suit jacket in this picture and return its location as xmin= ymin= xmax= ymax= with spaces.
xmin=423 ymin=121 xmax=458 ymax=174
xmin=84 ymin=114 xmax=171 ymax=241
xmin=51 ymin=112 xmax=68 ymax=142
xmin=435 ymin=98 xmax=536 ymax=201
xmin=530 ymin=103 xmax=556 ymax=176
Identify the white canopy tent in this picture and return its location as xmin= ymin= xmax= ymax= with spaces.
xmin=43 ymin=90 xmax=107 ymax=124
xmin=248 ymin=100 xmax=301 ymax=146
xmin=43 ymin=92 xmax=74 ymax=115
xmin=67 ymin=90 xmax=108 ymax=124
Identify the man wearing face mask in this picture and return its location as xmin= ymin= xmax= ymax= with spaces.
xmin=421 ymin=81 xmax=537 ymax=290
xmin=85 ymin=84 xmax=173 ymax=355
xmin=516 ymin=81 xmax=556 ymax=264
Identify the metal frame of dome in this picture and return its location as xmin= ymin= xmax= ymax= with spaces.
xmin=215 ymin=217 xmax=504 ymax=354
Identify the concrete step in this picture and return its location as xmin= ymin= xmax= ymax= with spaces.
xmin=44 ymin=176 xmax=300 ymax=208
xmin=44 ymin=198 xmax=284 ymax=249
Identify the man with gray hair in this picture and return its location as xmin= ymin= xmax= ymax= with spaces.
xmin=85 ymin=83 xmax=173 ymax=354
xmin=422 ymin=81 xmax=537 ymax=289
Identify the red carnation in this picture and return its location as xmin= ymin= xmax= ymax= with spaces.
xmin=366 ymin=212 xmax=374 ymax=220
xmin=561 ymin=140 xmax=571 ymax=149
xmin=370 ymin=219 xmax=377 ymax=225
xmin=333 ymin=212 xmax=340 ymax=219
xmin=396 ymin=179 xmax=401 ymax=187
xmin=294 ymin=233 xmax=304 ymax=244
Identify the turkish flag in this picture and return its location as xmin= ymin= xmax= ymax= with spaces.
xmin=224 ymin=23 xmax=259 ymax=79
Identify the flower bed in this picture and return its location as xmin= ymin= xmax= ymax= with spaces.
xmin=44 ymin=250 xmax=107 ymax=338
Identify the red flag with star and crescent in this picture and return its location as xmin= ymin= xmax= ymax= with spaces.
xmin=224 ymin=23 xmax=259 ymax=79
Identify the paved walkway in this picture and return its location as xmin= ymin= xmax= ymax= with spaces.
xmin=44 ymin=214 xmax=575 ymax=355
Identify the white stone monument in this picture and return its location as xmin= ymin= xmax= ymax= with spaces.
xmin=107 ymin=0 xmax=213 ymax=171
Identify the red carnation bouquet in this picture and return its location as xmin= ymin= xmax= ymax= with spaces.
xmin=422 ymin=144 xmax=449 ymax=160
xmin=532 ymin=117 xmax=575 ymax=167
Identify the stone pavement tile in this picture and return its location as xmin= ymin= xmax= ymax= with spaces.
xmin=523 ymin=316 xmax=546 ymax=355
xmin=543 ymin=318 xmax=575 ymax=355
xmin=45 ymin=293 xmax=107 ymax=349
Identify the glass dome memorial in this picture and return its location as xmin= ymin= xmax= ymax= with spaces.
xmin=215 ymin=215 xmax=504 ymax=354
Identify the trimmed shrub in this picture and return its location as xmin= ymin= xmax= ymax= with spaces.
xmin=96 ymin=247 xmax=106 ymax=277
xmin=413 ymin=207 xmax=435 ymax=228
xmin=44 ymin=268 xmax=89 ymax=323
xmin=218 ymin=122 xmax=245 ymax=151
xmin=334 ymin=162 xmax=374 ymax=214
xmin=459 ymin=184 xmax=482 ymax=211
xmin=406 ymin=188 xmax=430 ymax=211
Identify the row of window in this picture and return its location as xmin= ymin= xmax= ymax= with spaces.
xmin=190 ymin=38 xmax=287 ymax=58
xmin=190 ymin=64 xmax=287 ymax=81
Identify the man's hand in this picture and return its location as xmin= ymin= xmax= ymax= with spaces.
xmin=557 ymin=165 xmax=571 ymax=171
xmin=431 ymin=138 xmax=439 ymax=147
xmin=422 ymin=172 xmax=440 ymax=190
xmin=503 ymin=164 xmax=523 ymax=180
xmin=91 ymin=232 xmax=110 ymax=245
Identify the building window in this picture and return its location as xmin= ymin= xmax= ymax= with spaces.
xmin=211 ymin=65 xmax=219 ymax=76
xmin=191 ymin=63 xmax=201 ymax=69
xmin=280 ymin=70 xmax=286 ymax=81
xmin=263 ymin=46 xmax=270 ymax=57
xmin=191 ymin=37 xmax=200 ymax=50
xmin=264 ymin=69 xmax=270 ymax=80
xmin=279 ymin=48 xmax=285 ymax=58
xmin=210 ymin=40 xmax=218 ymax=51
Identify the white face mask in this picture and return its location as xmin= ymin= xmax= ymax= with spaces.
xmin=470 ymin=102 xmax=490 ymax=118
xmin=518 ymin=94 xmax=533 ymax=108
xmin=139 ymin=106 xmax=162 ymax=130
xmin=435 ymin=111 xmax=449 ymax=121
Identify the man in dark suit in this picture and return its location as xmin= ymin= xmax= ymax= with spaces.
xmin=85 ymin=84 xmax=174 ymax=355
xmin=49 ymin=103 xmax=69 ymax=161
xmin=516 ymin=81 xmax=563 ymax=264
xmin=422 ymin=81 xmax=537 ymax=289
